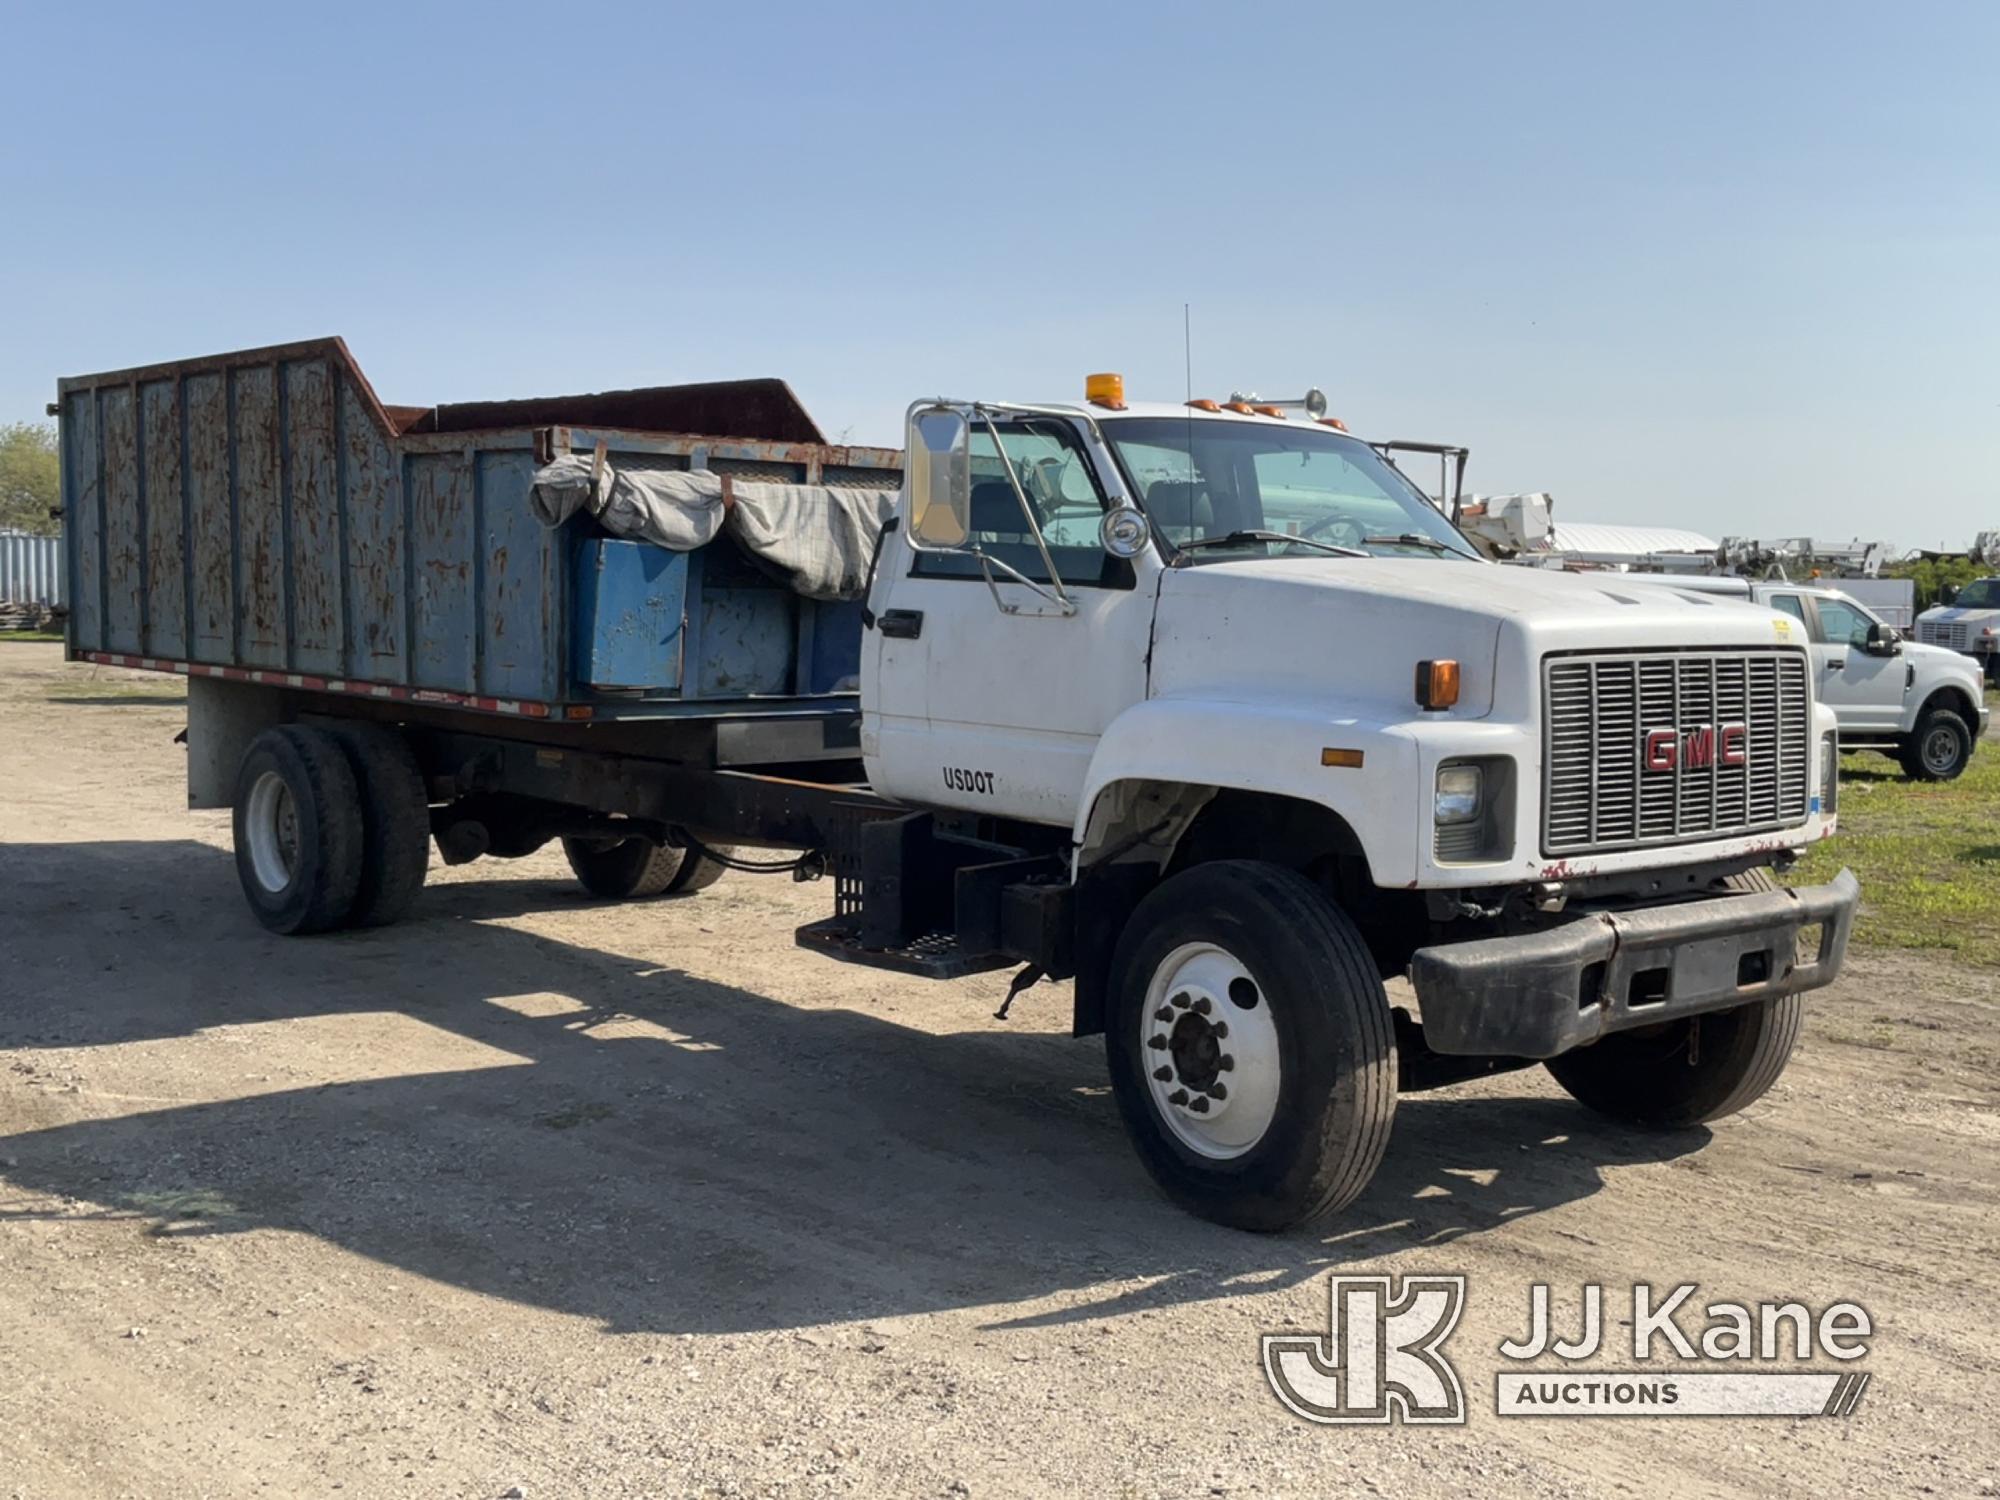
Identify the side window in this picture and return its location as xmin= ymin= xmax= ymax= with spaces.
xmin=1768 ymin=593 xmax=1807 ymax=625
xmin=911 ymin=420 xmax=1130 ymax=587
xmin=1811 ymin=597 xmax=1870 ymax=648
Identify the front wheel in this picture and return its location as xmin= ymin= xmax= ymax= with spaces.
xmin=1899 ymin=708 xmax=1972 ymax=781
xmin=1544 ymin=994 xmax=1802 ymax=1127
xmin=1104 ymin=860 xmax=1397 ymax=1233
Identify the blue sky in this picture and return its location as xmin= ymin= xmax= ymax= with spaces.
xmin=4 ymin=2 xmax=1994 ymax=547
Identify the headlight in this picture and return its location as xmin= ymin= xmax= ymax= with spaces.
xmin=1819 ymin=735 xmax=1838 ymax=815
xmin=1435 ymin=763 xmax=1483 ymax=825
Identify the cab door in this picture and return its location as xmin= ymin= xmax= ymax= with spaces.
xmin=1805 ymin=592 xmax=1904 ymax=734
xmin=861 ymin=414 xmax=1157 ymax=827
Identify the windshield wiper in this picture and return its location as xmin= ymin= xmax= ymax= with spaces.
xmin=1363 ymin=532 xmax=1459 ymax=553
xmin=1177 ymin=530 xmax=1368 ymax=558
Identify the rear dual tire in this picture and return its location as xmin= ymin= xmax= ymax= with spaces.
xmin=232 ymin=724 xmax=430 ymax=935
xmin=561 ymin=835 xmax=731 ymax=899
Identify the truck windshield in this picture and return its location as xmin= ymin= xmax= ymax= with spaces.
xmin=1951 ymin=579 xmax=2000 ymax=608
xmin=1100 ymin=418 xmax=1480 ymax=562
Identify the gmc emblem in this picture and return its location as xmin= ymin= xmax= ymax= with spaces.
xmin=1643 ymin=723 xmax=1747 ymax=772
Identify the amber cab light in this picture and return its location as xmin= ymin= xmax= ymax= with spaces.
xmin=1415 ymin=659 xmax=1460 ymax=711
xmin=1316 ymin=416 xmax=1349 ymax=432
xmin=1185 ymin=398 xmax=1221 ymax=412
xmin=1085 ymin=372 xmax=1127 ymax=409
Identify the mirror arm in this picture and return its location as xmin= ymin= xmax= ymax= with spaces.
xmin=974 ymin=548 xmax=1078 ymax=617
xmin=972 ymin=405 xmax=1076 ymax=614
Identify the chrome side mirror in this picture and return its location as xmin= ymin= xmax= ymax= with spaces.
xmin=906 ymin=405 xmax=971 ymax=549
xmin=1099 ymin=505 xmax=1149 ymax=559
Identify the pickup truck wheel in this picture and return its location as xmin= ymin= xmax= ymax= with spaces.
xmin=1104 ymin=860 xmax=1396 ymax=1233
xmin=1898 ymin=708 xmax=1972 ymax=781
xmin=231 ymin=726 xmax=365 ymax=936
xmin=561 ymin=835 xmax=727 ymax=899
xmin=1544 ymin=993 xmax=1802 ymax=1127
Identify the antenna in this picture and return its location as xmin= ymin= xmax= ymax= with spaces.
xmin=1183 ymin=303 xmax=1195 ymax=504
xmin=1183 ymin=302 xmax=1192 ymax=405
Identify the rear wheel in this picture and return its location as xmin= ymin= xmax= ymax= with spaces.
xmin=328 ymin=724 xmax=431 ymax=928
xmin=232 ymin=726 xmax=364 ymax=935
xmin=1104 ymin=860 xmax=1397 ymax=1233
xmin=1899 ymin=707 xmax=1972 ymax=781
xmin=561 ymin=835 xmax=730 ymax=899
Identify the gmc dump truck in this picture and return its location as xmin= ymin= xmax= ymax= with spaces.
xmin=56 ymin=341 xmax=1858 ymax=1231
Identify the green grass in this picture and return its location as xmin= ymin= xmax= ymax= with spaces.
xmin=1796 ymin=697 xmax=2000 ymax=966
xmin=0 ymin=629 xmax=63 ymax=643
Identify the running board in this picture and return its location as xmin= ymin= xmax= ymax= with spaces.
xmin=794 ymin=916 xmax=1014 ymax=980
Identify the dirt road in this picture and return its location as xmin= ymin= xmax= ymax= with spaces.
xmin=2 ymin=641 xmax=1996 ymax=1499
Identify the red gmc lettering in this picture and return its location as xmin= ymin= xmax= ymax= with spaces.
xmin=1719 ymin=724 xmax=1747 ymax=767
xmin=1682 ymin=726 xmax=1715 ymax=769
xmin=1644 ymin=729 xmax=1678 ymax=771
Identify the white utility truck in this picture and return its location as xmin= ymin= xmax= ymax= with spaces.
xmin=1916 ymin=575 xmax=2000 ymax=686
xmin=57 ymin=343 xmax=1860 ymax=1231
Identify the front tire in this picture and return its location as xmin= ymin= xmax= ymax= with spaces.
xmin=561 ymin=835 xmax=730 ymax=899
xmin=231 ymin=726 xmax=365 ymax=935
xmin=1544 ymin=995 xmax=1803 ymax=1127
xmin=1104 ymin=860 xmax=1397 ymax=1233
xmin=1899 ymin=707 xmax=1972 ymax=781
xmin=1544 ymin=864 xmax=1802 ymax=1125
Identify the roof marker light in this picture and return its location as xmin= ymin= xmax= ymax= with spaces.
xmin=1085 ymin=372 xmax=1127 ymax=409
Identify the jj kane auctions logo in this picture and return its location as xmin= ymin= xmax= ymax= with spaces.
xmin=1264 ymin=1276 xmax=1872 ymax=1424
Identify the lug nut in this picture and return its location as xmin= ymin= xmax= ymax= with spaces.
xmin=1211 ymin=1022 xmax=1228 ymax=1039
xmin=1218 ymin=1054 xmax=1235 ymax=1071
xmin=1148 ymin=1035 xmax=1168 ymax=1050
xmin=1188 ymin=1097 xmax=1210 ymax=1114
xmin=1154 ymin=1007 xmax=1174 ymax=1023
xmin=1207 ymin=1082 xmax=1228 ymax=1100
xmin=1191 ymin=997 xmax=1212 ymax=1015
xmin=1170 ymin=992 xmax=1191 ymax=1010
xmin=1167 ymin=1089 xmax=1189 ymax=1106
xmin=1153 ymin=1066 xmax=1173 ymax=1082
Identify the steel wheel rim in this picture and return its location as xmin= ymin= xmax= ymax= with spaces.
xmin=1923 ymin=725 xmax=1959 ymax=774
xmin=244 ymin=770 xmax=299 ymax=893
xmin=1140 ymin=942 xmax=1282 ymax=1160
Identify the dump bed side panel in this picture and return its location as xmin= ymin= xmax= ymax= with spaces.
xmin=61 ymin=338 xmax=564 ymax=700
xmin=60 ymin=338 xmax=899 ymax=717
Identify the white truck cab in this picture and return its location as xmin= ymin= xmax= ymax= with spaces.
xmin=1628 ymin=575 xmax=1987 ymax=780
xmin=845 ymin=380 xmax=1858 ymax=1229
xmin=1915 ymin=576 xmax=2000 ymax=687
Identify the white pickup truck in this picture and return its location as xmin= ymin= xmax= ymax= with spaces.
xmin=59 ymin=345 xmax=1863 ymax=1232
xmin=1632 ymin=577 xmax=1987 ymax=779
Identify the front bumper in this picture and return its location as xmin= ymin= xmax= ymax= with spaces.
xmin=1409 ymin=869 xmax=1859 ymax=1058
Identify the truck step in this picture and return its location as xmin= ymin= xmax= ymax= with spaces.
xmin=794 ymin=917 xmax=1014 ymax=980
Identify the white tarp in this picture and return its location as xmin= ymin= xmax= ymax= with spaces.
xmin=530 ymin=454 xmax=897 ymax=601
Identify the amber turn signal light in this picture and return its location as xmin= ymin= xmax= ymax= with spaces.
xmin=1415 ymin=659 xmax=1460 ymax=711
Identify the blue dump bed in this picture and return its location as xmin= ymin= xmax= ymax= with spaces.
xmin=56 ymin=338 xmax=902 ymax=720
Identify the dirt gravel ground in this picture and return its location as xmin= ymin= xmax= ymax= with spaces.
xmin=2 ymin=640 xmax=1997 ymax=1500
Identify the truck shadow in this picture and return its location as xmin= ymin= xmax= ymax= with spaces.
xmin=0 ymin=839 xmax=1706 ymax=1336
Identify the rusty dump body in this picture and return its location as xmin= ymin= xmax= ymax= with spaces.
xmin=56 ymin=337 xmax=902 ymax=720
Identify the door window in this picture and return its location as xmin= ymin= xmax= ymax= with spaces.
xmin=1812 ymin=597 xmax=1872 ymax=649
xmin=1768 ymin=593 xmax=1807 ymax=625
xmin=911 ymin=419 xmax=1130 ymax=586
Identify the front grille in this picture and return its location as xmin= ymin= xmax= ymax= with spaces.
xmin=1544 ymin=650 xmax=1811 ymax=856
xmin=1918 ymin=620 xmax=1969 ymax=651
